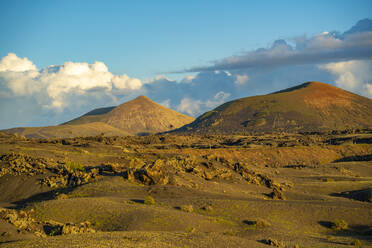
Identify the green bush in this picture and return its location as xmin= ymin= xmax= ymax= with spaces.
xmin=65 ymin=161 xmax=84 ymax=172
xmin=180 ymin=205 xmax=193 ymax=212
xmin=244 ymin=219 xmax=270 ymax=230
xmin=201 ymin=205 xmax=213 ymax=212
xmin=350 ymin=239 xmax=362 ymax=246
xmin=331 ymin=219 xmax=348 ymax=231
xmin=56 ymin=193 xmax=68 ymax=200
xmin=144 ymin=196 xmax=155 ymax=205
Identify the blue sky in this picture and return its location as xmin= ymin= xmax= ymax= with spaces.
xmin=1 ymin=0 xmax=371 ymax=80
xmin=0 ymin=1 xmax=371 ymax=128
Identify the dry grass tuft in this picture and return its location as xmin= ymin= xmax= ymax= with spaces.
xmin=144 ymin=196 xmax=156 ymax=205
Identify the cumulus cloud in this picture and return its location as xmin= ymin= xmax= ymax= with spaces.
xmin=176 ymin=97 xmax=202 ymax=116
xmin=0 ymin=53 xmax=41 ymax=96
xmin=234 ymin=74 xmax=249 ymax=85
xmin=146 ymin=75 xmax=175 ymax=84
xmin=0 ymin=53 xmax=143 ymax=110
xmin=181 ymin=75 xmax=196 ymax=84
xmin=0 ymin=53 xmax=37 ymax=72
xmin=112 ymin=74 xmax=142 ymax=90
xmin=177 ymin=91 xmax=231 ymax=116
xmin=180 ymin=19 xmax=372 ymax=72
xmin=318 ymin=60 xmax=372 ymax=97
xmin=205 ymin=91 xmax=231 ymax=108
xmin=365 ymin=84 xmax=372 ymax=96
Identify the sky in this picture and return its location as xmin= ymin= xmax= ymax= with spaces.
xmin=0 ymin=0 xmax=372 ymax=129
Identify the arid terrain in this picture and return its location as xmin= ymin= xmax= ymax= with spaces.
xmin=0 ymin=130 xmax=371 ymax=247
xmin=1 ymin=3 xmax=372 ymax=246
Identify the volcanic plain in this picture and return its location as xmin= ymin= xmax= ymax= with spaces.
xmin=0 ymin=130 xmax=371 ymax=247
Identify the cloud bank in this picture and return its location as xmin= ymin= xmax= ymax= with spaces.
xmin=0 ymin=53 xmax=143 ymax=110
xmin=318 ymin=60 xmax=372 ymax=95
xmin=182 ymin=19 xmax=372 ymax=73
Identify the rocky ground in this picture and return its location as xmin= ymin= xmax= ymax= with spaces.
xmin=0 ymin=130 xmax=371 ymax=247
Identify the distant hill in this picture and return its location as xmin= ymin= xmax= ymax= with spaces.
xmin=100 ymin=96 xmax=195 ymax=135
xmin=64 ymin=96 xmax=195 ymax=135
xmin=173 ymin=82 xmax=372 ymax=134
xmin=3 ymin=96 xmax=194 ymax=138
xmin=3 ymin=122 xmax=131 ymax=139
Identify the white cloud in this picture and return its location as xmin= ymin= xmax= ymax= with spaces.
xmin=146 ymin=75 xmax=175 ymax=84
xmin=112 ymin=74 xmax=142 ymax=90
xmin=0 ymin=53 xmax=143 ymax=110
xmin=305 ymin=32 xmax=342 ymax=50
xmin=182 ymin=21 xmax=372 ymax=73
xmin=234 ymin=74 xmax=249 ymax=85
xmin=177 ymin=91 xmax=231 ymax=116
xmin=159 ymin=99 xmax=171 ymax=108
xmin=205 ymin=91 xmax=231 ymax=108
xmin=365 ymin=84 xmax=372 ymax=96
xmin=318 ymin=60 xmax=372 ymax=97
xmin=0 ymin=53 xmax=37 ymax=72
xmin=177 ymin=97 xmax=202 ymax=116
xmin=181 ymin=75 xmax=196 ymax=83
xmin=0 ymin=70 xmax=40 ymax=96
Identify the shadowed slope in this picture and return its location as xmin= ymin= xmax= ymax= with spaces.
xmin=63 ymin=106 xmax=115 ymax=125
xmin=174 ymin=82 xmax=372 ymax=134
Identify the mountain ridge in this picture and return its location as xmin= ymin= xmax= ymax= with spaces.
xmin=173 ymin=81 xmax=372 ymax=134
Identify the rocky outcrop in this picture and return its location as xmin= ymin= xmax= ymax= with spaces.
xmin=0 ymin=208 xmax=95 ymax=237
xmin=126 ymin=159 xmax=171 ymax=185
xmin=123 ymin=155 xmax=285 ymax=200
xmin=40 ymin=165 xmax=99 ymax=188
xmin=0 ymin=153 xmax=53 ymax=177
xmin=43 ymin=220 xmax=95 ymax=236
xmin=0 ymin=208 xmax=45 ymax=237
xmin=268 ymin=187 xmax=286 ymax=200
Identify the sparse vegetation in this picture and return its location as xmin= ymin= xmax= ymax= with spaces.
xmin=262 ymin=238 xmax=285 ymax=247
xmin=201 ymin=205 xmax=213 ymax=212
xmin=350 ymin=239 xmax=362 ymax=246
xmin=244 ymin=219 xmax=271 ymax=229
xmin=65 ymin=161 xmax=84 ymax=172
xmin=179 ymin=205 xmax=194 ymax=213
xmin=56 ymin=193 xmax=68 ymax=200
xmin=0 ymin=129 xmax=371 ymax=247
xmin=185 ymin=227 xmax=196 ymax=233
xmin=46 ymin=225 xmax=62 ymax=236
xmin=331 ymin=219 xmax=348 ymax=231
xmin=176 ymin=82 xmax=372 ymax=134
xmin=144 ymin=195 xmax=156 ymax=205
xmin=222 ymin=229 xmax=237 ymax=236
xmin=327 ymin=235 xmax=335 ymax=241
